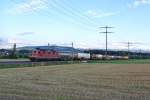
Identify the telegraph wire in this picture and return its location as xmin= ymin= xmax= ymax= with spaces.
xmin=48 ymin=0 xmax=97 ymax=30
xmin=10 ymin=0 xmax=97 ymax=31
xmin=53 ymin=0 xmax=102 ymax=27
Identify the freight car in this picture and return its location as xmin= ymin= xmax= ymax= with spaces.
xmin=91 ymin=54 xmax=103 ymax=60
xmin=74 ymin=53 xmax=91 ymax=60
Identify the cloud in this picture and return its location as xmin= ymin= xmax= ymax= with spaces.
xmin=128 ymin=0 xmax=150 ymax=8
xmin=0 ymin=38 xmax=13 ymax=49
xmin=18 ymin=32 xmax=35 ymax=36
xmin=87 ymin=9 xmax=118 ymax=18
xmin=0 ymin=38 xmax=6 ymax=45
xmin=0 ymin=38 xmax=33 ymax=49
xmin=9 ymin=0 xmax=48 ymax=15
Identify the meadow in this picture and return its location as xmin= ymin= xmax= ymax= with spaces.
xmin=1 ymin=59 xmax=150 ymax=69
xmin=0 ymin=63 xmax=149 ymax=100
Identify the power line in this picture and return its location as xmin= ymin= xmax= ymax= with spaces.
xmin=53 ymin=0 xmax=102 ymax=27
xmin=10 ymin=0 xmax=97 ymax=31
xmin=100 ymin=26 xmax=114 ymax=58
xmin=49 ymin=0 xmax=97 ymax=30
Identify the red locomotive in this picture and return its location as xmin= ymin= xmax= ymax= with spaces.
xmin=29 ymin=49 xmax=60 ymax=61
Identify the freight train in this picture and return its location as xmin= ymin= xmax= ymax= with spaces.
xmin=29 ymin=49 xmax=128 ymax=61
xmin=29 ymin=49 xmax=91 ymax=61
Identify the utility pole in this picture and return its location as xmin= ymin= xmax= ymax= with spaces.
xmin=71 ymin=42 xmax=74 ymax=61
xmin=120 ymin=42 xmax=141 ymax=58
xmin=127 ymin=42 xmax=131 ymax=57
xmin=48 ymin=43 xmax=50 ymax=50
xmin=100 ymin=26 xmax=113 ymax=58
xmin=120 ymin=42 xmax=132 ymax=58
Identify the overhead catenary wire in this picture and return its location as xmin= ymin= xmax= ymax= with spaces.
xmin=10 ymin=0 xmax=97 ymax=31
xmin=9 ymin=0 xmax=150 ymax=51
xmin=53 ymin=0 xmax=102 ymax=27
xmin=48 ymin=0 xmax=97 ymax=31
xmin=8 ymin=0 xmax=105 ymax=53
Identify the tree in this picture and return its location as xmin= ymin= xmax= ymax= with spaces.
xmin=10 ymin=43 xmax=17 ymax=58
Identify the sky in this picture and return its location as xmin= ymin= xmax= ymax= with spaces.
xmin=1 ymin=0 xmax=150 ymax=50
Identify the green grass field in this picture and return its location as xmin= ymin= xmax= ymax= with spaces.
xmin=1 ymin=59 xmax=150 ymax=69
xmin=0 ymin=63 xmax=150 ymax=100
xmin=88 ymin=59 xmax=150 ymax=64
xmin=0 ymin=59 xmax=150 ymax=69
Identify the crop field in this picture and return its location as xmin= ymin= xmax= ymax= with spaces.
xmin=0 ymin=63 xmax=150 ymax=100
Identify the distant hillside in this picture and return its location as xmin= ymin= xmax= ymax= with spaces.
xmin=17 ymin=46 xmax=83 ymax=53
